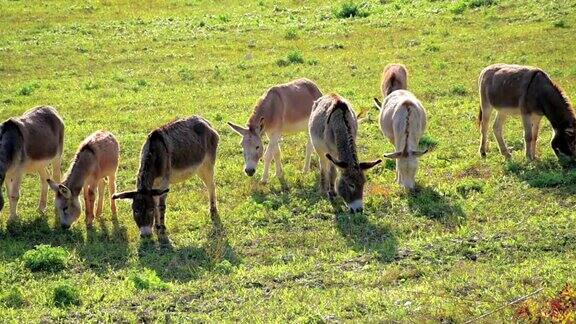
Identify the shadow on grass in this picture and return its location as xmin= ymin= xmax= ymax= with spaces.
xmin=505 ymin=158 xmax=576 ymax=195
xmin=407 ymin=186 xmax=466 ymax=228
xmin=137 ymin=226 xmax=240 ymax=282
xmin=335 ymin=212 xmax=398 ymax=262
xmin=250 ymin=175 xmax=324 ymax=210
xmin=0 ymin=212 xmax=130 ymax=271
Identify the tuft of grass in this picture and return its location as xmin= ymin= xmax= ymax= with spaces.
xmin=553 ymin=19 xmax=568 ymax=28
xmin=451 ymin=0 xmax=496 ymax=14
xmin=456 ymin=179 xmax=484 ymax=198
xmin=334 ymin=2 xmax=369 ymax=19
xmin=18 ymin=83 xmax=40 ymax=96
xmin=276 ymin=50 xmax=305 ymax=66
xmin=0 ymin=288 xmax=26 ymax=308
xmin=53 ymin=283 xmax=81 ymax=308
xmin=22 ymin=245 xmax=68 ymax=272
xmin=284 ymin=27 xmax=298 ymax=40
xmin=130 ymin=268 xmax=170 ymax=290
xmin=450 ymin=84 xmax=468 ymax=96
xmin=419 ymin=135 xmax=439 ymax=151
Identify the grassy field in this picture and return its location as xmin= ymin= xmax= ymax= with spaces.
xmin=1 ymin=0 xmax=575 ymax=321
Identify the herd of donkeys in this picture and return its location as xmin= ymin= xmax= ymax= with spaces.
xmin=0 ymin=63 xmax=574 ymax=237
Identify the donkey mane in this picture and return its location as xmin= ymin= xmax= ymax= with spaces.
xmin=327 ymin=96 xmax=358 ymax=165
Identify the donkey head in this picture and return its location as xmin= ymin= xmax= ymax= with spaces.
xmin=228 ymin=117 xmax=265 ymax=177
xmin=552 ymin=127 xmax=576 ymax=159
xmin=383 ymin=149 xmax=429 ymax=190
xmin=112 ymin=188 xmax=169 ymax=236
xmin=47 ymin=179 xmax=81 ymax=229
xmin=326 ymin=154 xmax=381 ymax=213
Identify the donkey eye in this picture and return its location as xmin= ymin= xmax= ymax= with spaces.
xmin=256 ymin=146 xmax=260 ymax=150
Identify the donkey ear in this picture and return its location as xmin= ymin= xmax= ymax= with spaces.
xmin=373 ymin=98 xmax=382 ymax=111
xmin=257 ymin=117 xmax=265 ymax=135
xmin=360 ymin=159 xmax=382 ymax=170
xmin=410 ymin=149 xmax=429 ymax=157
xmin=112 ymin=191 xmax=138 ymax=200
xmin=47 ymin=179 xmax=60 ymax=192
xmin=326 ymin=153 xmax=348 ymax=169
xmin=150 ymin=188 xmax=169 ymax=196
xmin=227 ymin=122 xmax=247 ymax=136
xmin=384 ymin=151 xmax=402 ymax=159
xmin=59 ymin=184 xmax=72 ymax=199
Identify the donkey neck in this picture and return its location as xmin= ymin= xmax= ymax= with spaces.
xmin=137 ymin=136 xmax=167 ymax=190
xmin=247 ymin=94 xmax=274 ymax=133
xmin=63 ymin=148 xmax=96 ymax=195
xmin=545 ymin=101 xmax=576 ymax=131
xmin=332 ymin=111 xmax=359 ymax=165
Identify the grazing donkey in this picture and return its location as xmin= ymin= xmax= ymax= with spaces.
xmin=479 ymin=64 xmax=576 ymax=160
xmin=309 ymin=94 xmax=381 ymax=213
xmin=47 ymin=131 xmax=119 ymax=229
xmin=0 ymin=106 xmax=64 ymax=220
xmin=113 ymin=116 xmax=219 ymax=237
xmin=374 ymin=64 xmax=428 ymax=190
xmin=381 ymin=63 xmax=408 ymax=97
xmin=228 ymin=78 xmax=322 ymax=183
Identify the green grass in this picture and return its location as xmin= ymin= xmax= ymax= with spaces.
xmin=0 ymin=0 xmax=575 ymax=321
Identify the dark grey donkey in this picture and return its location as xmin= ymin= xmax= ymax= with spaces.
xmin=309 ymin=94 xmax=381 ymax=213
xmin=479 ymin=64 xmax=576 ymax=160
xmin=0 ymin=106 xmax=64 ymax=220
xmin=113 ymin=116 xmax=220 ymax=237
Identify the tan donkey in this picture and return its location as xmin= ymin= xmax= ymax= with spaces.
xmin=0 ymin=106 xmax=64 ymax=221
xmin=228 ymin=78 xmax=322 ymax=183
xmin=48 ymin=131 xmax=119 ymax=229
xmin=478 ymin=64 xmax=576 ymax=160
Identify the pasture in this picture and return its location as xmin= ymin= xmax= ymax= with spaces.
xmin=1 ymin=0 xmax=575 ymax=321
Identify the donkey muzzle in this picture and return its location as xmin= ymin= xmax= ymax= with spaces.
xmin=245 ymin=168 xmax=255 ymax=176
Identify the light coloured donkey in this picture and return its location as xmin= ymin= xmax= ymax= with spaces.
xmin=0 ymin=106 xmax=64 ymax=220
xmin=228 ymin=78 xmax=322 ymax=183
xmin=374 ymin=65 xmax=428 ymax=190
xmin=381 ymin=63 xmax=408 ymax=97
xmin=309 ymin=94 xmax=381 ymax=213
xmin=48 ymin=131 xmax=119 ymax=229
xmin=478 ymin=64 xmax=576 ymax=160
xmin=113 ymin=116 xmax=219 ymax=237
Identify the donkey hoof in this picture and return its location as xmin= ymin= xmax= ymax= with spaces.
xmin=327 ymin=191 xmax=337 ymax=202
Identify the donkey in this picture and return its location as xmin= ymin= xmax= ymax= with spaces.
xmin=113 ymin=116 xmax=219 ymax=237
xmin=381 ymin=63 xmax=408 ymax=97
xmin=0 ymin=106 xmax=64 ymax=220
xmin=373 ymin=64 xmax=428 ymax=190
xmin=478 ymin=64 xmax=576 ymax=160
xmin=47 ymin=131 xmax=119 ymax=229
xmin=228 ymin=78 xmax=322 ymax=183
xmin=309 ymin=94 xmax=381 ymax=213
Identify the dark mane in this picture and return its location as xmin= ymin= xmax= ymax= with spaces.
xmin=327 ymin=95 xmax=358 ymax=165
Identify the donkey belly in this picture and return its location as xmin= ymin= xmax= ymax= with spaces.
xmin=168 ymin=165 xmax=199 ymax=184
xmin=282 ymin=118 xmax=309 ymax=134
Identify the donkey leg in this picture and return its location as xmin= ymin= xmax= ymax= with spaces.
xmin=108 ymin=174 xmax=117 ymax=216
xmin=521 ymin=114 xmax=535 ymax=160
xmin=157 ymin=194 xmax=168 ymax=233
xmin=327 ymin=164 xmax=337 ymax=200
xmin=199 ymin=163 xmax=220 ymax=226
xmin=303 ymin=139 xmax=313 ymax=173
xmin=95 ymin=179 xmax=106 ymax=218
xmin=530 ymin=114 xmax=542 ymax=158
xmin=493 ymin=111 xmax=511 ymax=159
xmin=272 ymin=140 xmax=284 ymax=180
xmin=38 ymin=167 xmax=49 ymax=214
xmin=84 ymin=185 xmax=96 ymax=228
xmin=8 ymin=174 xmax=23 ymax=221
xmin=53 ymin=156 xmax=62 ymax=183
xmin=479 ymin=102 xmax=492 ymax=158
xmin=318 ymin=155 xmax=330 ymax=197
xmin=261 ymin=135 xmax=280 ymax=183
